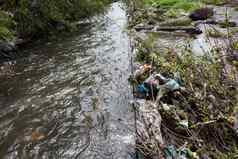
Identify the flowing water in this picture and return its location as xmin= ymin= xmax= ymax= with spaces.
xmin=0 ymin=2 xmax=135 ymax=159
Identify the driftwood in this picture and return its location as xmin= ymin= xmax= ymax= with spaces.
xmin=134 ymin=25 xmax=202 ymax=34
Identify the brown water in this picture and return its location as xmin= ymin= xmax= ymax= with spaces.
xmin=0 ymin=2 xmax=135 ymax=159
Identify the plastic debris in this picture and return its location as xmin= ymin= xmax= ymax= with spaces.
xmin=134 ymin=68 xmax=183 ymax=100
xmin=163 ymin=145 xmax=177 ymax=159
xmin=136 ymin=74 xmax=160 ymax=99
xmin=174 ymin=72 xmax=183 ymax=85
xmin=137 ymin=83 xmax=149 ymax=96
xmin=163 ymin=145 xmax=197 ymax=159
xmin=164 ymin=79 xmax=180 ymax=91
xmin=162 ymin=103 xmax=172 ymax=111
xmin=179 ymin=120 xmax=189 ymax=128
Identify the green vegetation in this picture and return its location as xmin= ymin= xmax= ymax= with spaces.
xmin=0 ymin=0 xmax=110 ymax=41
xmin=134 ymin=32 xmax=238 ymax=158
xmin=0 ymin=11 xmax=15 ymax=41
xmin=129 ymin=0 xmax=204 ymax=25
xmin=143 ymin=0 xmax=202 ymax=11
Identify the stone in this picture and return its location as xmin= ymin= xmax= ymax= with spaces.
xmin=0 ymin=42 xmax=17 ymax=60
xmin=189 ymin=8 xmax=214 ymax=21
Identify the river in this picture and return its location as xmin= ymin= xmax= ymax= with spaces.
xmin=0 ymin=2 xmax=135 ymax=159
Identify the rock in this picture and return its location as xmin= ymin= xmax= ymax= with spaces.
xmin=0 ymin=42 xmax=17 ymax=60
xmin=14 ymin=38 xmax=31 ymax=48
xmin=200 ymin=154 xmax=211 ymax=159
xmin=52 ymin=20 xmax=67 ymax=31
xmin=0 ymin=42 xmax=16 ymax=52
xmin=0 ymin=0 xmax=6 ymax=6
xmin=231 ymin=52 xmax=238 ymax=61
xmin=31 ymin=0 xmax=40 ymax=9
xmin=189 ymin=8 xmax=214 ymax=21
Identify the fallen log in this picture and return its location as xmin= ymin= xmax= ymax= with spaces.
xmin=134 ymin=25 xmax=202 ymax=34
xmin=134 ymin=25 xmax=154 ymax=31
xmin=155 ymin=26 xmax=202 ymax=34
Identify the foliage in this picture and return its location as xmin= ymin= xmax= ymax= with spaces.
xmin=2 ymin=0 xmax=110 ymax=38
xmin=0 ymin=11 xmax=15 ymax=41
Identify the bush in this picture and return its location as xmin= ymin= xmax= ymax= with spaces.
xmin=0 ymin=11 xmax=15 ymax=41
xmin=2 ymin=0 xmax=110 ymax=38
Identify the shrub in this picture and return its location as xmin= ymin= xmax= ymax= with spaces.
xmin=2 ymin=0 xmax=110 ymax=38
xmin=0 ymin=11 xmax=15 ymax=41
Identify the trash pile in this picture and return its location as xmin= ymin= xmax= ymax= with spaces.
xmin=133 ymin=64 xmax=184 ymax=102
xmin=131 ymin=63 xmax=238 ymax=159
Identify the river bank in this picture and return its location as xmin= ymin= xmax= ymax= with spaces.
xmin=128 ymin=0 xmax=238 ymax=158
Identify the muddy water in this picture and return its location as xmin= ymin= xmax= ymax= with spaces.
xmin=0 ymin=2 xmax=134 ymax=159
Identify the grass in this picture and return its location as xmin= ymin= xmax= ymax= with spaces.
xmin=143 ymin=0 xmax=202 ymax=11
xmin=139 ymin=0 xmax=203 ymax=19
